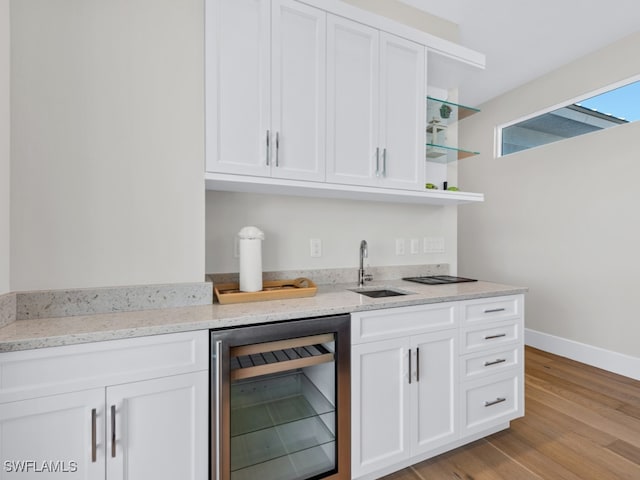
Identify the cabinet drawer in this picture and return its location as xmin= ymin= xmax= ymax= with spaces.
xmin=460 ymin=346 xmax=521 ymax=381
xmin=460 ymin=319 xmax=520 ymax=354
xmin=462 ymin=371 xmax=523 ymax=435
xmin=461 ymin=295 xmax=522 ymax=325
xmin=351 ymin=303 xmax=457 ymax=344
xmin=0 ymin=330 xmax=209 ymax=402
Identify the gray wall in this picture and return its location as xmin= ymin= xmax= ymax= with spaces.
xmin=1 ymin=0 xmax=9 ymax=294
xmin=10 ymin=0 xmax=205 ymax=291
xmin=459 ymin=31 xmax=640 ymax=358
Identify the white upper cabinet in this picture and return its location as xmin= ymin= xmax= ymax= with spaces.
xmin=271 ymin=1 xmax=326 ymax=181
xmin=206 ymin=0 xmax=270 ymax=176
xmin=206 ymin=0 xmax=326 ymax=181
xmin=326 ymin=16 xmax=425 ymax=190
xmin=378 ymin=32 xmax=425 ymax=190
xmin=205 ymin=0 xmax=486 ymax=205
xmin=326 ymin=15 xmax=379 ymax=187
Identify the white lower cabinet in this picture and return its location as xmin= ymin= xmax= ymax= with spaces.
xmin=352 ymin=337 xmax=411 ymax=476
xmin=106 ymin=372 xmax=208 ymax=480
xmin=0 ymin=388 xmax=105 ymax=479
xmin=351 ymin=305 xmax=457 ymax=479
xmin=351 ymin=294 xmax=524 ymax=479
xmin=0 ymin=331 xmax=209 ymax=480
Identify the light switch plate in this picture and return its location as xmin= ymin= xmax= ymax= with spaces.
xmin=395 ymin=238 xmax=405 ymax=255
xmin=410 ymin=238 xmax=420 ymax=254
xmin=423 ymin=237 xmax=445 ymax=253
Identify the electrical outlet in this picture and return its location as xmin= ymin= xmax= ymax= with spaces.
xmin=395 ymin=238 xmax=405 ymax=256
xmin=410 ymin=238 xmax=420 ymax=254
xmin=310 ymin=238 xmax=322 ymax=258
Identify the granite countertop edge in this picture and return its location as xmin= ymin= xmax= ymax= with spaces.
xmin=0 ymin=280 xmax=528 ymax=353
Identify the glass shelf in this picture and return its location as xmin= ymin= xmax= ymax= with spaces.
xmin=427 ymin=96 xmax=480 ymax=123
xmin=426 ymin=96 xmax=480 ymax=164
xmin=426 ymin=143 xmax=479 ymax=162
xmin=230 ymin=372 xmax=336 ymax=480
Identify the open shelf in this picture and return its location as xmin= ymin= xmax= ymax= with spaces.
xmin=230 ymin=372 xmax=336 ymax=480
xmin=426 ymin=143 xmax=480 ymax=161
xmin=426 ymin=96 xmax=480 ymax=162
xmin=427 ymin=96 xmax=480 ymax=122
xmin=206 ymin=173 xmax=484 ymax=205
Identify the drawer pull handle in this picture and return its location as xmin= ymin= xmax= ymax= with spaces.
xmin=111 ymin=405 xmax=116 ymax=458
xmin=485 ymin=397 xmax=506 ymax=407
xmin=485 ymin=333 xmax=507 ymax=340
xmin=484 ymin=308 xmax=506 ymax=313
xmin=91 ymin=408 xmax=97 ymax=463
xmin=484 ymin=358 xmax=507 ymax=367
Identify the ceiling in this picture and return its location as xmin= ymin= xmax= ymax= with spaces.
xmin=398 ymin=0 xmax=640 ymax=106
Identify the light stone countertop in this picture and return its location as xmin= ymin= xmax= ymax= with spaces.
xmin=0 ymin=279 xmax=527 ymax=352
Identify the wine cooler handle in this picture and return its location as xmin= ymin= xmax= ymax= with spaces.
xmin=214 ymin=340 xmax=223 ymax=480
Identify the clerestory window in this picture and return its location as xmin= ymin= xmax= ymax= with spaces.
xmin=498 ymin=77 xmax=640 ymax=156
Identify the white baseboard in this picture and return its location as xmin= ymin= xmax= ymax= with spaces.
xmin=525 ymin=328 xmax=640 ymax=381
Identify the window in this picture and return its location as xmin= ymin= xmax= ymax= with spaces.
xmin=499 ymin=78 xmax=640 ymax=156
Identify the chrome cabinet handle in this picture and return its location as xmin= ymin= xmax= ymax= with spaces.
xmin=485 ymin=397 xmax=506 ymax=407
xmin=484 ymin=308 xmax=506 ymax=313
xmin=110 ymin=405 xmax=116 ymax=458
xmin=214 ymin=340 xmax=223 ymax=480
xmin=275 ymin=132 xmax=280 ymax=167
xmin=485 ymin=333 xmax=507 ymax=340
xmin=375 ymin=147 xmax=380 ymax=176
xmin=266 ymin=130 xmax=270 ymax=166
xmin=382 ymin=148 xmax=387 ymax=177
xmin=91 ymin=408 xmax=97 ymax=463
xmin=484 ymin=358 xmax=507 ymax=367
xmin=408 ymin=348 xmax=412 ymax=384
xmin=416 ymin=347 xmax=420 ymax=382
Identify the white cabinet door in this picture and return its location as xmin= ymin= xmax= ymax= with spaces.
xmin=207 ymin=0 xmax=326 ymax=182
xmin=106 ymin=372 xmax=208 ymax=480
xmin=412 ymin=330 xmax=458 ymax=455
xmin=351 ymin=338 xmax=411 ymax=478
xmin=326 ymin=15 xmax=379 ymax=187
xmin=206 ymin=0 xmax=271 ymax=176
xmin=378 ymin=33 xmax=425 ymax=190
xmin=326 ymin=18 xmax=425 ymax=190
xmin=0 ymin=388 xmax=105 ymax=479
xmin=271 ymin=0 xmax=326 ymax=181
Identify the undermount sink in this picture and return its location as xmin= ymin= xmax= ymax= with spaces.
xmin=350 ymin=288 xmax=410 ymax=298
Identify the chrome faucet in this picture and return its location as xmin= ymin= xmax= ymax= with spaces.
xmin=358 ymin=240 xmax=373 ymax=287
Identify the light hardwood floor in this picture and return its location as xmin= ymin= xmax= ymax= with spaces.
xmin=382 ymin=346 xmax=640 ymax=480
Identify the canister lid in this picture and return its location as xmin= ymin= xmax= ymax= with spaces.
xmin=237 ymin=226 xmax=265 ymax=240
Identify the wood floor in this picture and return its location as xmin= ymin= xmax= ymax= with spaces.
xmin=382 ymin=346 xmax=640 ymax=480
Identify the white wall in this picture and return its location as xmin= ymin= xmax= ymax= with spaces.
xmin=0 ymin=0 xmax=9 ymax=295
xmin=10 ymin=0 xmax=205 ymax=291
xmin=206 ymin=191 xmax=457 ymax=274
xmin=459 ymin=31 xmax=640 ymax=358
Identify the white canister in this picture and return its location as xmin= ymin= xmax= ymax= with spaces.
xmin=238 ymin=226 xmax=265 ymax=292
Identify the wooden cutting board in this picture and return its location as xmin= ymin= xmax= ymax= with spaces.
xmin=213 ymin=277 xmax=317 ymax=304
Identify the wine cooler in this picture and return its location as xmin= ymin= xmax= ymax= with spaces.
xmin=211 ymin=314 xmax=350 ymax=480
